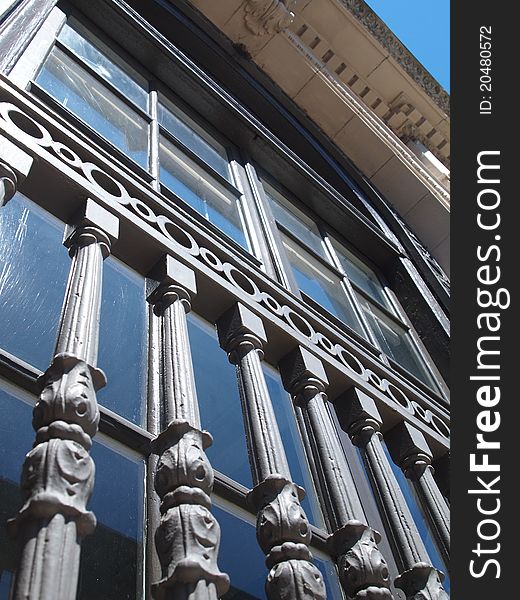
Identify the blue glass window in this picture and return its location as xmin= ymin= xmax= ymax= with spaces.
xmin=36 ymin=47 xmax=149 ymax=168
xmin=188 ymin=314 xmax=253 ymax=489
xmin=0 ymin=193 xmax=70 ymax=371
xmin=97 ymin=258 xmax=147 ymax=426
xmin=214 ymin=500 xmax=343 ymax=599
xmin=160 ymin=139 xmax=248 ymax=248
xmin=0 ymin=385 xmax=145 ymax=600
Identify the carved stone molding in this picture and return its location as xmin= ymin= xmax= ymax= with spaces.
xmin=280 ymin=346 xmax=392 ymax=600
xmin=335 ymin=388 xmax=448 ymax=600
xmin=148 ymin=255 xmax=229 ymax=600
xmin=244 ymin=0 xmax=295 ymax=36
xmin=8 ymin=200 xmax=118 ymax=600
xmin=217 ymin=304 xmax=326 ymax=599
xmin=337 ymin=0 xmax=449 ymax=116
xmin=0 ymin=98 xmax=450 ymax=443
xmin=386 ymin=422 xmax=450 ymax=563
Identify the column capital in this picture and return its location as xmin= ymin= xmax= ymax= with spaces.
xmin=217 ymin=302 xmax=267 ymax=361
xmin=64 ymin=199 xmax=119 ymax=258
xmin=386 ymin=422 xmax=433 ymax=479
xmin=334 ymin=388 xmax=383 ymax=446
xmin=0 ymin=135 xmax=33 ymax=207
xmin=279 ymin=346 xmax=328 ymax=406
xmin=147 ymin=254 xmax=197 ymax=314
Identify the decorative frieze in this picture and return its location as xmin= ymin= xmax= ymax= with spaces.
xmin=280 ymin=346 xmax=392 ymax=600
xmin=335 ymin=388 xmax=448 ymax=600
xmin=147 ymin=255 xmax=229 ymax=600
xmin=217 ymin=304 xmax=326 ymax=600
xmin=386 ymin=422 xmax=450 ymax=563
xmin=0 ymin=98 xmax=450 ymax=443
xmin=8 ymin=199 xmax=118 ymax=600
xmin=0 ymin=133 xmax=33 ymax=207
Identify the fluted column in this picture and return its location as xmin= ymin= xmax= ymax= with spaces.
xmin=386 ymin=422 xmax=450 ymax=564
xmin=147 ymin=255 xmax=229 ymax=600
xmin=279 ymin=346 xmax=393 ymax=600
xmin=335 ymin=388 xmax=449 ymax=600
xmin=217 ymin=303 xmax=327 ymax=600
xmin=8 ymin=199 xmax=119 ymax=600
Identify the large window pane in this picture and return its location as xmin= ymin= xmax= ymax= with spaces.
xmin=97 ymin=258 xmax=147 ymax=426
xmin=0 ymin=193 xmax=69 ymax=371
xmin=36 ymin=48 xmax=148 ymax=167
xmin=159 ymin=100 xmax=230 ymax=180
xmin=58 ymin=23 xmax=148 ymax=111
xmin=358 ymin=297 xmax=435 ymax=389
xmin=282 ymin=235 xmax=362 ymax=334
xmin=188 ymin=314 xmax=253 ymax=489
xmin=160 ymin=138 xmax=248 ymax=248
xmin=0 ymin=385 xmax=145 ymax=600
xmin=214 ymin=500 xmax=344 ymax=600
xmin=264 ymin=367 xmax=325 ymax=529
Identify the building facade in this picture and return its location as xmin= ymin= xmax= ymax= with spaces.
xmin=0 ymin=1 xmax=450 ymax=599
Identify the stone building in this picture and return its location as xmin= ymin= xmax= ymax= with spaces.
xmin=0 ymin=1 xmax=450 ymax=599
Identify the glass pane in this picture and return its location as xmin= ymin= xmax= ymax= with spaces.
xmin=332 ymin=241 xmax=388 ymax=307
xmin=97 ymin=258 xmax=147 ymax=426
xmin=160 ymin=138 xmax=248 ymax=248
xmin=383 ymin=444 xmax=450 ymax=594
xmin=0 ymin=386 xmax=145 ymax=600
xmin=36 ymin=47 xmax=148 ymax=168
xmin=263 ymin=366 xmax=324 ymax=529
xmin=0 ymin=193 xmax=69 ymax=371
xmin=58 ymin=23 xmax=148 ymax=111
xmin=79 ymin=438 xmax=145 ymax=600
xmin=188 ymin=314 xmax=253 ymax=489
xmin=214 ymin=501 xmax=343 ymax=600
xmin=265 ymin=189 xmax=327 ymax=260
xmin=359 ymin=297 xmax=436 ymax=389
xmin=159 ymin=100 xmax=230 ymax=180
xmin=282 ymin=235 xmax=363 ymax=334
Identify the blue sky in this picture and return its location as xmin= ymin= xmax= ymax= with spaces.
xmin=364 ymin=0 xmax=450 ymax=92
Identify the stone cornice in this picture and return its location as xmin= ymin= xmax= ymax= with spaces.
xmin=337 ymin=0 xmax=450 ymax=116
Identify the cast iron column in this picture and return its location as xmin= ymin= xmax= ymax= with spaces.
xmin=0 ymin=161 xmax=17 ymax=208
xmin=335 ymin=388 xmax=449 ymax=600
xmin=279 ymin=346 xmax=393 ymax=600
xmin=217 ymin=303 xmax=327 ymax=600
xmin=386 ymin=422 xmax=450 ymax=564
xmin=147 ymin=255 xmax=229 ymax=600
xmin=9 ymin=199 xmax=119 ymax=600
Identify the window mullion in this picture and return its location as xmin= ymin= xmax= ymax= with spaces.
xmin=149 ymin=87 xmax=160 ymax=189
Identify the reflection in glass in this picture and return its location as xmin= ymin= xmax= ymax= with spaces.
xmin=0 ymin=386 xmax=145 ymax=600
xmin=358 ymin=297 xmax=435 ymax=389
xmin=58 ymin=23 xmax=148 ymax=111
xmin=188 ymin=314 xmax=253 ymax=489
xmin=263 ymin=367 xmax=324 ymax=529
xmin=214 ymin=501 xmax=343 ymax=599
xmin=0 ymin=193 xmax=69 ymax=371
xmin=266 ymin=190 xmax=327 ymax=260
xmin=282 ymin=234 xmax=362 ymax=334
xmin=160 ymin=138 xmax=248 ymax=248
xmin=160 ymin=140 xmax=248 ymax=248
xmin=36 ymin=48 xmax=148 ymax=167
xmin=97 ymin=258 xmax=147 ymax=426
xmin=159 ymin=101 xmax=230 ymax=180
xmin=333 ymin=241 xmax=388 ymax=307
xmin=382 ymin=444 xmax=450 ymax=594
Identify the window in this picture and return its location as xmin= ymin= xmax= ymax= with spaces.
xmin=263 ymin=182 xmax=440 ymax=392
xmin=32 ymin=18 xmax=251 ymax=250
